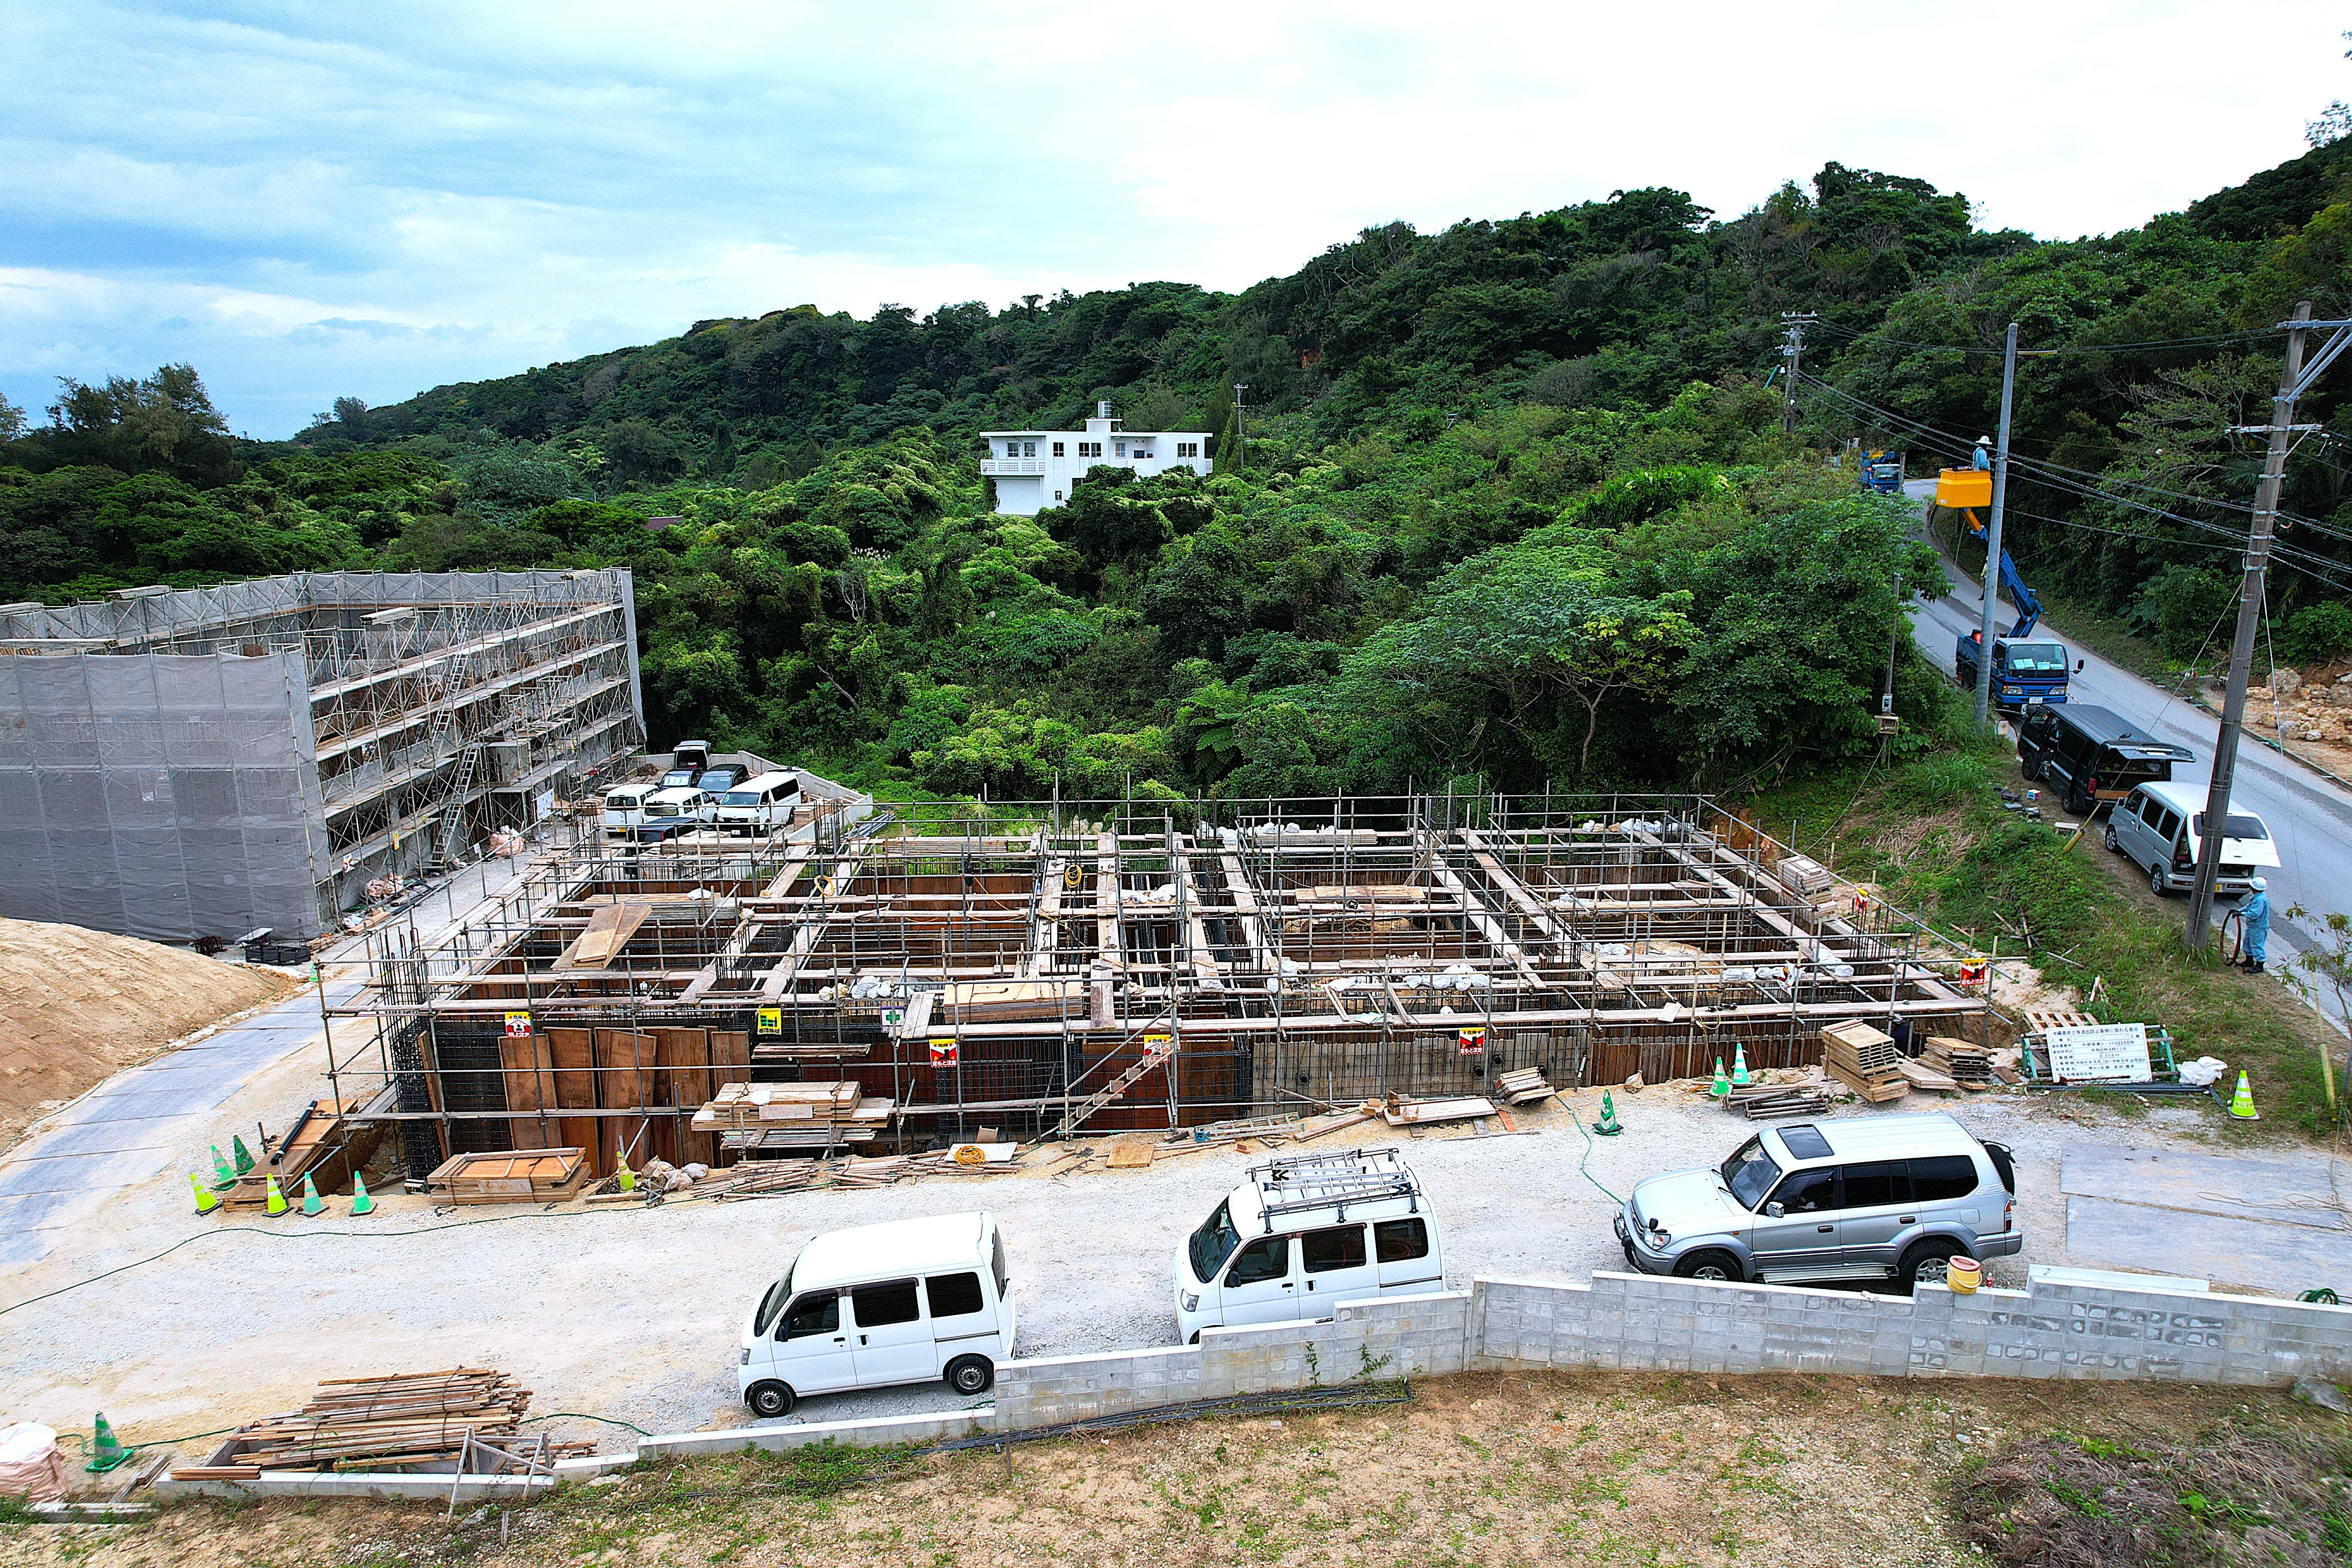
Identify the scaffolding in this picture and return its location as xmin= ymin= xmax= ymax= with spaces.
xmin=0 ymin=570 xmax=644 ymax=940
xmin=327 ymin=790 xmax=1987 ymax=1182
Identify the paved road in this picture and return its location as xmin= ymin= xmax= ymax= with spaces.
xmin=1902 ymin=480 xmax=2352 ymax=1000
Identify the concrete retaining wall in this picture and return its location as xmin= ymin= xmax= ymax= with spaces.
xmin=150 ymin=1269 xmax=2352 ymax=1501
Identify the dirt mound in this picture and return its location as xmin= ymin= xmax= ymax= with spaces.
xmin=0 ymin=917 xmax=297 ymax=1150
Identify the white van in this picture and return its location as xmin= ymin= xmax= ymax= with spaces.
xmin=2104 ymin=780 xmax=2282 ymax=897
xmin=628 ymin=784 xmax=713 ymax=842
xmin=740 ymin=1212 xmax=1015 ymax=1418
xmin=711 ymin=770 xmax=802 ymax=837
xmin=1175 ymin=1147 xmax=1445 ymax=1344
xmin=601 ymin=785 xmax=649 ymax=836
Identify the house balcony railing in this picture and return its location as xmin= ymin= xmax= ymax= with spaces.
xmin=980 ymin=458 xmax=1047 ymax=476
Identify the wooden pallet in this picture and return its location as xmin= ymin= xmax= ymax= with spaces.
xmin=426 ymin=1148 xmax=588 ymax=1204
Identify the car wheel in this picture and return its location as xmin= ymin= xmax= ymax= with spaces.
xmin=1672 ymin=1249 xmax=1743 ymax=1283
xmin=2021 ymin=755 xmax=2045 ymax=783
xmin=1188 ymin=1329 xmax=1201 ymax=1346
xmin=745 ymin=1380 xmax=796 ymax=1418
xmin=944 ymin=1355 xmax=995 ymax=1396
xmin=1897 ymin=1240 xmax=1966 ymax=1293
xmin=2150 ymin=862 xmax=2170 ymax=899
xmin=2103 ymin=824 xmax=2120 ymax=853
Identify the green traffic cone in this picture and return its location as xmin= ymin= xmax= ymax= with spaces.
xmin=300 ymin=1174 xmax=324 ymax=1217
xmin=1593 ymin=1089 xmax=1623 ymax=1136
xmin=1711 ymin=1058 xmax=1730 ymax=1098
xmin=264 ymin=1175 xmax=287 ymax=1216
xmin=1731 ymin=1042 xmax=1751 ymax=1088
xmin=85 ymin=1412 xmax=132 ymax=1473
xmin=349 ymin=1173 xmax=376 ymax=1216
xmin=616 ymin=1151 xmax=637 ymax=1193
xmin=190 ymin=1172 xmax=220 ymax=1216
xmin=209 ymin=1144 xmax=236 ymax=1187
xmin=231 ymin=1135 xmax=256 ymax=1176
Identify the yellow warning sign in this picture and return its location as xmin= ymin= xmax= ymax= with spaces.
xmin=756 ymin=1006 xmax=782 ymax=1035
xmin=504 ymin=1011 xmax=533 ymax=1037
xmin=1144 ymin=1031 xmax=1173 ymax=1055
xmin=1457 ymin=1026 xmax=1487 ymax=1057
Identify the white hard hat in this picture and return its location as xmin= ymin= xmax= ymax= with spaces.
xmin=1976 ymin=435 xmax=1992 ymax=445
xmin=2251 ymin=877 xmax=2267 ymax=891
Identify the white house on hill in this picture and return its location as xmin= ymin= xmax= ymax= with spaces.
xmin=981 ymin=401 xmax=1214 ymax=516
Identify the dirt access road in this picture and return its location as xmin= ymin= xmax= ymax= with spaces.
xmin=2 ymin=1067 xmax=2333 ymax=1455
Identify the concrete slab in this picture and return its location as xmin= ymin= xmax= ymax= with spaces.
xmin=2061 ymin=1145 xmax=2346 ymax=1233
xmin=60 ymin=1083 xmax=242 ymax=1122
xmin=0 ymin=1146 xmax=169 ymax=1197
xmin=12 ymin=1119 xmax=179 ymax=1158
xmin=2065 ymin=1196 xmax=2352 ymax=1295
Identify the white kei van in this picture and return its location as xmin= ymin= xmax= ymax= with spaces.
xmin=2104 ymin=780 xmax=2282 ymax=897
xmin=740 ymin=1212 xmax=1015 ymax=1418
xmin=711 ymin=770 xmax=802 ymax=837
xmin=601 ymin=785 xmax=649 ymax=836
xmin=1175 ymin=1147 xmax=1445 ymax=1344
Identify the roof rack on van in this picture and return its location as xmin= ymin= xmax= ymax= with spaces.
xmin=1247 ymin=1146 xmax=1420 ymax=1231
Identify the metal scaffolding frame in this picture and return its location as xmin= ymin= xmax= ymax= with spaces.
xmin=328 ymin=790 xmax=1986 ymax=1179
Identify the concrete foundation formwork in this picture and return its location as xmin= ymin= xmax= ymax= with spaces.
xmin=0 ymin=570 xmax=643 ymax=942
xmin=331 ymin=794 xmax=1989 ymax=1179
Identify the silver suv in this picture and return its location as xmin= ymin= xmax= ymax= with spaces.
xmin=1613 ymin=1114 xmax=2019 ymax=1292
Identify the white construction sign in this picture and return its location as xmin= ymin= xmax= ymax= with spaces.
xmin=2044 ymin=1022 xmax=2151 ymax=1082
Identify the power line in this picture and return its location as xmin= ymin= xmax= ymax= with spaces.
xmin=1806 ymin=319 xmax=2284 ymax=357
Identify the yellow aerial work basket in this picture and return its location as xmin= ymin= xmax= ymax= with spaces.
xmin=1936 ymin=469 xmax=1993 ymax=508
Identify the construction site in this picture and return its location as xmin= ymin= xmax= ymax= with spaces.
xmin=0 ymin=569 xmax=643 ymax=943
xmin=324 ymin=791 xmax=1992 ymax=1183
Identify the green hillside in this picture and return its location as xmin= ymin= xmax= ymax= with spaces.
xmin=4 ymin=150 xmax=2350 ymax=804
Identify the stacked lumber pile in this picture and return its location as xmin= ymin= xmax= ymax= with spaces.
xmin=1920 ymin=1035 xmax=2001 ymax=1089
xmin=1725 ymin=1079 xmax=1835 ymax=1119
xmin=1894 ymin=1057 xmax=1960 ymax=1093
xmin=170 ymin=1369 xmax=571 ymax=1478
xmin=692 ymin=1081 xmax=893 ymax=1152
xmin=1381 ymin=1092 xmax=1498 ymax=1127
xmin=1494 ymin=1067 xmax=1556 ymax=1105
xmin=426 ymin=1148 xmax=588 ymax=1205
xmin=1819 ymin=1021 xmax=1909 ymax=1103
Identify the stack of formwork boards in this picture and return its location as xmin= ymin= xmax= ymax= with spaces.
xmin=1493 ymin=1067 xmax=1556 ymax=1105
xmin=1820 ymin=1021 xmax=1909 ymax=1103
xmin=1920 ymin=1035 xmax=1998 ymax=1089
xmin=171 ymin=1369 xmax=543 ymax=1478
xmin=693 ymin=1080 xmax=893 ymax=1155
xmin=426 ymin=1148 xmax=589 ymax=1204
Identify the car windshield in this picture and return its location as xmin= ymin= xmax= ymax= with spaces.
xmin=2194 ymin=812 xmax=2268 ymax=842
xmin=646 ymin=799 xmax=692 ymax=817
xmin=606 ymin=795 xmax=638 ymax=810
xmin=720 ymin=790 xmax=761 ymax=806
xmin=662 ymin=769 xmax=697 ymax=786
xmin=753 ymin=1259 xmax=796 ymax=1337
xmin=2003 ymin=643 xmax=2068 ymax=673
xmin=1719 ymin=1137 xmax=1782 ymax=1211
xmin=1188 ymin=1197 xmax=1241 ymax=1282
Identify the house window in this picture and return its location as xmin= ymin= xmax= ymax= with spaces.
xmin=1052 ymin=441 xmax=1065 ymax=457
xmin=1023 ymin=441 xmax=1036 ymax=457
xmin=1052 ymin=490 xmax=1062 ymax=501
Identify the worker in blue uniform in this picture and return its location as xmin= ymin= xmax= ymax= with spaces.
xmin=2238 ymin=877 xmax=2270 ymax=974
xmin=1972 ymin=436 xmax=1993 ymax=471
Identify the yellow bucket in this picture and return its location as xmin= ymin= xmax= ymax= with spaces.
xmin=1947 ymin=1256 xmax=1982 ymax=1294
xmin=1936 ymin=469 xmax=1993 ymax=508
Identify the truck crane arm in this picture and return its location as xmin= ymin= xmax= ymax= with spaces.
xmin=1958 ymin=508 xmax=2041 ymax=639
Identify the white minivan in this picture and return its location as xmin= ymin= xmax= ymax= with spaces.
xmin=740 ymin=1212 xmax=1015 ymax=1418
xmin=1175 ymin=1147 xmax=1445 ymax=1344
xmin=711 ymin=770 xmax=801 ymax=837
xmin=601 ymin=785 xmax=649 ymax=836
xmin=2104 ymin=780 xmax=2282 ymax=897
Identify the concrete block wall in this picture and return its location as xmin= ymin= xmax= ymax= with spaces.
xmin=997 ymin=1289 xmax=1472 ymax=1428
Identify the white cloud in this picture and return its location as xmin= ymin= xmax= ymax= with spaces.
xmin=2 ymin=0 xmax=2345 ymax=433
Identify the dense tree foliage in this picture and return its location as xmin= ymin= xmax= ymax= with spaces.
xmin=4 ymin=147 xmax=2349 ymax=805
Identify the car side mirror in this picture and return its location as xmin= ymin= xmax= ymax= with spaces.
xmin=2076 ymin=659 xmax=2086 ymax=672
xmin=1764 ymin=1202 xmax=1785 ymax=1219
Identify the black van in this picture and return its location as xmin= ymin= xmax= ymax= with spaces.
xmin=2015 ymin=704 xmax=2194 ymax=817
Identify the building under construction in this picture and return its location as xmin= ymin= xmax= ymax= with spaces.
xmin=331 ymin=793 xmax=1989 ymax=1181
xmin=0 ymin=570 xmax=642 ymax=943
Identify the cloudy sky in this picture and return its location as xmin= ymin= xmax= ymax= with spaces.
xmin=3 ymin=0 xmax=2344 ymax=438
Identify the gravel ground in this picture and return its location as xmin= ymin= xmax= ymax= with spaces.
xmin=0 ymin=1040 xmax=2269 ymax=1456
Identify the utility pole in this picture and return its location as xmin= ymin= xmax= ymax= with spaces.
xmin=2187 ymin=302 xmax=2352 ymax=945
xmin=1971 ymin=322 xmax=2020 ymax=726
xmin=1778 ymin=313 xmax=1816 ymax=434
xmin=1233 ymin=384 xmax=1247 ymax=478
xmin=1882 ymin=573 xmax=1903 ymax=717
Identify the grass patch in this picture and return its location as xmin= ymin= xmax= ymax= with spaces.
xmin=1749 ymin=736 xmax=2345 ymax=1139
xmin=1961 ymin=1427 xmax=2352 ymax=1567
